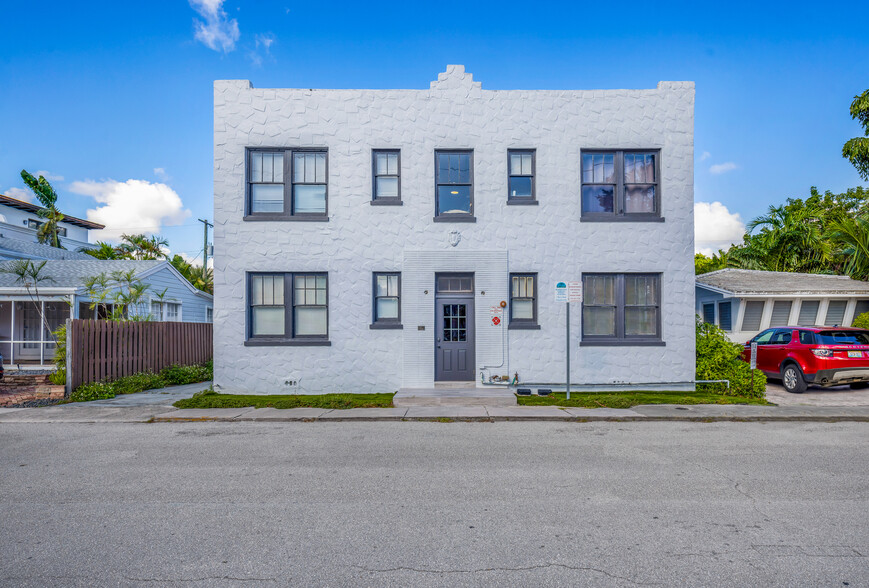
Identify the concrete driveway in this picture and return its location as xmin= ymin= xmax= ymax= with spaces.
xmin=766 ymin=380 xmax=869 ymax=406
xmin=68 ymin=381 xmax=210 ymax=408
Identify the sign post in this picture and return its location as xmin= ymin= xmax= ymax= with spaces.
xmin=556 ymin=282 xmax=582 ymax=400
xmin=749 ymin=341 xmax=758 ymax=391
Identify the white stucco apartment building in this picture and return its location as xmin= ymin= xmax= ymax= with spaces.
xmin=213 ymin=66 xmax=695 ymax=394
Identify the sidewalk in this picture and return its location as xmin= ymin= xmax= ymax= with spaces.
xmin=2 ymin=402 xmax=869 ymax=423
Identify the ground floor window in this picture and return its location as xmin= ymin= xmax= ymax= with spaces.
xmin=371 ymin=272 xmax=401 ymax=328
xmin=247 ymin=272 xmax=328 ymax=344
xmin=581 ymin=273 xmax=661 ymax=344
xmin=509 ymin=273 xmax=538 ymax=328
xmin=702 ymin=302 xmax=715 ymax=325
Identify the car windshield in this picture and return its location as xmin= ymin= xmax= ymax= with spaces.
xmin=815 ymin=331 xmax=869 ymax=345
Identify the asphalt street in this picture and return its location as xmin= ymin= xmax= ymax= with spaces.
xmin=1 ymin=421 xmax=867 ymax=587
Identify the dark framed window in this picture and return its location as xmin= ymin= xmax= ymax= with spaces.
xmin=246 ymin=272 xmax=329 ymax=346
xmin=702 ymin=303 xmax=715 ymax=325
xmin=718 ymin=301 xmax=732 ymax=331
xmin=434 ymin=150 xmax=474 ymax=222
xmin=27 ymin=218 xmax=68 ymax=236
xmin=246 ymin=148 xmax=328 ymax=220
xmin=581 ymin=274 xmax=662 ymax=345
xmin=581 ymin=150 xmax=661 ymax=221
xmin=507 ymin=150 xmax=536 ymax=204
xmin=509 ymin=273 xmax=538 ymax=329
xmin=371 ymin=272 xmax=401 ymax=328
xmin=372 ymin=150 xmax=401 ymax=204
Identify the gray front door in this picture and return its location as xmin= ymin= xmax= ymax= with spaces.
xmin=435 ymin=274 xmax=475 ymax=381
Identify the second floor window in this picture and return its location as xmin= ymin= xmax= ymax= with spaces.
xmin=372 ymin=150 xmax=401 ymax=203
xmin=435 ymin=150 xmax=474 ymax=220
xmin=581 ymin=150 xmax=660 ymax=220
xmin=247 ymin=149 xmax=328 ymax=219
xmin=508 ymin=150 xmax=535 ymax=202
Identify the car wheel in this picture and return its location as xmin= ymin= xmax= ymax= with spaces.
xmin=781 ymin=364 xmax=807 ymax=394
xmin=849 ymin=382 xmax=869 ymax=390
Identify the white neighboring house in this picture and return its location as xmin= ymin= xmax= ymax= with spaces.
xmin=0 ymin=259 xmax=213 ymax=366
xmin=696 ymin=269 xmax=869 ymax=343
xmin=213 ymin=65 xmax=696 ymax=395
xmin=0 ymin=193 xmax=104 ymax=253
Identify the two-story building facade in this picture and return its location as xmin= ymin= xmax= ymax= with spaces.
xmin=213 ymin=66 xmax=695 ymax=395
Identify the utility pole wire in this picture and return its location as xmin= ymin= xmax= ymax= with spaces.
xmin=198 ymin=218 xmax=213 ymax=280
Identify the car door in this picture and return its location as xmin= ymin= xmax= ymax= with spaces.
xmin=748 ymin=329 xmax=776 ymax=373
xmin=764 ymin=329 xmax=793 ymax=374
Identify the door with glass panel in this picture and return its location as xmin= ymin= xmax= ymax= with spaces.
xmin=435 ymin=274 xmax=475 ymax=381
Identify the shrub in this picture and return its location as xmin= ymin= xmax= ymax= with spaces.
xmin=112 ymin=372 xmax=166 ymax=395
xmin=696 ymin=319 xmax=766 ymax=398
xmin=49 ymin=368 xmax=66 ymax=386
xmin=853 ymin=312 xmax=869 ymax=330
xmin=70 ymin=382 xmax=115 ymax=402
xmin=160 ymin=362 xmax=213 ymax=386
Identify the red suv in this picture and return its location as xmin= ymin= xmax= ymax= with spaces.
xmin=742 ymin=326 xmax=869 ymax=393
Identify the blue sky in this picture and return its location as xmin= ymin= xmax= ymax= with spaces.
xmin=1 ymin=1 xmax=867 ymax=261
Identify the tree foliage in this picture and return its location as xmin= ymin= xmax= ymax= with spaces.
xmin=704 ymin=186 xmax=869 ymax=280
xmin=83 ymin=270 xmax=152 ymax=321
xmin=843 ymin=89 xmax=869 ymax=181
xmin=170 ymin=254 xmax=213 ymax=294
xmin=20 ymin=170 xmax=65 ymax=249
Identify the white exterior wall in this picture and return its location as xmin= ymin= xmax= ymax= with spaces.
xmin=0 ymin=205 xmax=92 ymax=249
xmin=213 ymin=66 xmax=696 ymax=394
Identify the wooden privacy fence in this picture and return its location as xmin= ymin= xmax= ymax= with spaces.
xmin=67 ymin=319 xmax=213 ymax=391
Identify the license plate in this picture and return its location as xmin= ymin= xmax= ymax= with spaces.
xmin=848 ymin=351 xmax=863 ymax=358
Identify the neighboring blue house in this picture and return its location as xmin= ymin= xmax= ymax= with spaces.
xmin=696 ymin=269 xmax=869 ymax=343
xmin=0 ymin=260 xmax=213 ymax=366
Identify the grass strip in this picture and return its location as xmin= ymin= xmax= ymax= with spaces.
xmin=517 ymin=391 xmax=772 ymax=409
xmin=174 ymin=392 xmax=394 ymax=410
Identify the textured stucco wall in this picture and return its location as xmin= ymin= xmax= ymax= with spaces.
xmin=213 ymin=65 xmax=696 ymax=394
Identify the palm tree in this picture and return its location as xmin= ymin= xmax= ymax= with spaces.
xmin=20 ymin=170 xmax=66 ymax=249
xmin=79 ymin=241 xmax=121 ymax=260
xmin=1 ymin=260 xmax=57 ymax=345
xmin=116 ymin=234 xmax=169 ymax=260
xmin=170 ymin=255 xmax=213 ymax=294
xmin=829 ymin=216 xmax=869 ymax=280
xmin=731 ymin=204 xmax=832 ymax=273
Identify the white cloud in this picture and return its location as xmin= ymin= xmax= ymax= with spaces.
xmin=699 ymin=151 xmax=711 ymax=161
xmin=34 ymin=170 xmax=64 ymax=181
xmin=694 ymin=201 xmax=745 ymax=256
xmin=3 ymin=187 xmax=33 ymax=202
xmin=153 ymin=167 xmax=169 ymax=181
xmin=709 ymin=162 xmax=738 ymax=175
xmin=190 ymin=0 xmax=239 ymax=53
xmin=248 ymin=33 xmax=275 ymax=66
xmin=69 ymin=179 xmax=191 ymax=242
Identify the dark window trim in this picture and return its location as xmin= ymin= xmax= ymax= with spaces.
xmin=246 ymin=271 xmax=329 ymax=345
xmin=507 ymin=149 xmax=536 ymax=204
xmin=372 ymin=149 xmax=402 ymax=204
xmin=371 ymin=272 xmax=402 ymax=329
xmin=509 ymin=272 xmax=538 ymax=328
xmin=434 ymin=149 xmax=475 ymax=222
xmin=580 ymin=149 xmax=661 ymax=221
xmin=581 ymin=273 xmax=663 ymax=344
xmin=245 ymin=147 xmax=329 ymax=221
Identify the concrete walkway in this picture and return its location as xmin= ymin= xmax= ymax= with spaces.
xmin=2 ymin=401 xmax=869 ymax=423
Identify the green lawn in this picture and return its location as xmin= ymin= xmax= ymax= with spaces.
xmin=173 ymin=392 xmax=394 ymax=410
xmin=517 ymin=391 xmax=772 ymax=409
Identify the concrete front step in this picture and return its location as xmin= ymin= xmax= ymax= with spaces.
xmin=394 ymin=387 xmax=516 ymax=407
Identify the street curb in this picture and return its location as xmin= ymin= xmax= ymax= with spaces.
xmin=150 ymin=415 xmax=869 ymax=423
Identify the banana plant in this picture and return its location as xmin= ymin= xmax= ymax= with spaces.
xmin=20 ymin=170 xmax=65 ymax=249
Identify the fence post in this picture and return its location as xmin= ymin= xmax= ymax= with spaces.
xmin=65 ymin=318 xmax=72 ymax=397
